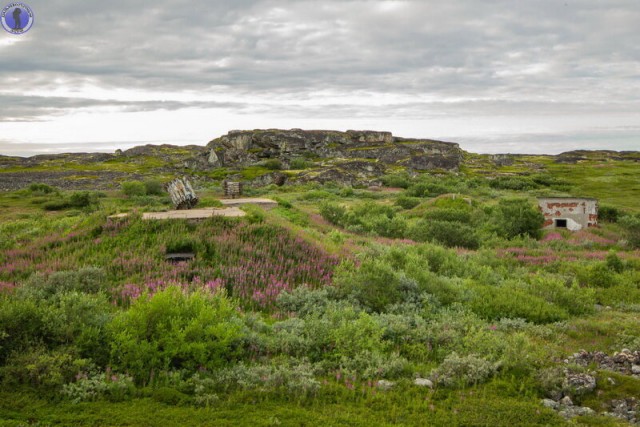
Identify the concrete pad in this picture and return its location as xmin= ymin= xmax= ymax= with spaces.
xmin=219 ymin=198 xmax=278 ymax=208
xmin=142 ymin=207 xmax=246 ymax=220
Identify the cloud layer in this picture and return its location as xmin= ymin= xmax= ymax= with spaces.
xmin=0 ymin=0 xmax=638 ymax=155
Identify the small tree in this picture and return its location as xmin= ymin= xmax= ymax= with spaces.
xmin=620 ymin=214 xmax=640 ymax=248
xmin=121 ymin=181 xmax=146 ymax=197
xmin=491 ymin=198 xmax=544 ymax=239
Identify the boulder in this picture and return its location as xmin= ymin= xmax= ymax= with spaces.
xmin=414 ymin=378 xmax=434 ymax=388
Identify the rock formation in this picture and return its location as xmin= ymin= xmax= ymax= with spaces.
xmin=206 ymin=129 xmax=463 ymax=172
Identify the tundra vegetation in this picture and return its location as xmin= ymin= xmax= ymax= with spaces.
xmin=0 ymin=154 xmax=639 ymax=426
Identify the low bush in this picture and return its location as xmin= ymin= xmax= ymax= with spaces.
xmin=144 ymin=179 xmax=164 ymax=196
xmin=108 ymin=287 xmax=245 ymax=384
xmin=425 ymin=208 xmax=472 ymax=224
xmin=62 ymin=371 xmax=135 ymax=403
xmin=395 ymin=196 xmax=421 ymax=210
xmin=409 ymin=219 xmax=480 ymax=249
xmin=489 ymin=198 xmax=544 ymax=240
xmin=289 ymin=158 xmax=311 ymax=170
xmin=43 ymin=191 xmax=100 ymax=211
xmin=620 ymin=214 xmax=640 ymax=248
xmin=381 ymin=173 xmax=411 ymax=189
xmin=469 ymin=285 xmax=569 ymax=324
xmin=430 ymin=352 xmax=497 ymax=387
xmin=334 ymin=259 xmax=402 ymax=312
xmin=263 ymin=159 xmax=283 ymax=170
xmin=121 ymin=181 xmax=146 ymax=197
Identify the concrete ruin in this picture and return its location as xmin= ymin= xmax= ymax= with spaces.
xmin=167 ymin=177 xmax=198 ymax=210
xmin=538 ymin=197 xmax=598 ymax=231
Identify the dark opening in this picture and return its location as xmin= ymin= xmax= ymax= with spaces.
xmin=555 ymin=219 xmax=567 ymax=228
xmin=165 ymin=253 xmax=195 ymax=263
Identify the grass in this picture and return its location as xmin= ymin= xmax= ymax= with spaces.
xmin=0 ymin=380 xmax=567 ymax=427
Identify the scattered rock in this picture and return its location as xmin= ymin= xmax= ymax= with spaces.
xmin=558 ymin=405 xmax=595 ymax=419
xmin=376 ymin=380 xmax=395 ymax=390
xmin=542 ymin=399 xmax=559 ymax=410
xmin=569 ymin=349 xmax=640 ymax=376
xmin=604 ymin=398 xmax=639 ymax=424
xmin=632 ymin=365 xmax=640 ymax=375
xmin=560 ymin=396 xmax=574 ymax=406
xmin=563 ymin=372 xmax=597 ymax=396
xmin=414 ymin=378 xmax=434 ymax=388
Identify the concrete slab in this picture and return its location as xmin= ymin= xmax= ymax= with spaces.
xmin=137 ymin=207 xmax=246 ymax=220
xmin=219 ymin=198 xmax=278 ymax=208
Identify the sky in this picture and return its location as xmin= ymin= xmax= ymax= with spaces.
xmin=0 ymin=0 xmax=639 ymax=157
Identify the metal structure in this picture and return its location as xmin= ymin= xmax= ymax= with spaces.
xmin=223 ymin=180 xmax=243 ymax=199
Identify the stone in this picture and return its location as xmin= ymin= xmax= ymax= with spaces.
xmin=559 ymin=406 xmax=595 ymax=418
xmin=541 ymin=399 xmax=559 ymax=410
xmin=632 ymin=365 xmax=640 ymax=375
xmin=560 ymin=396 xmax=573 ymax=406
xmin=376 ymin=380 xmax=395 ymax=390
xmin=563 ymin=372 xmax=597 ymax=396
xmin=414 ymin=378 xmax=434 ymax=388
xmin=206 ymin=129 xmax=463 ymax=180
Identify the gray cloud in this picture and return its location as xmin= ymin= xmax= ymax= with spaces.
xmin=0 ymin=0 xmax=638 ymax=153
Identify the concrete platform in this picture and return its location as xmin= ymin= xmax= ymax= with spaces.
xmin=142 ymin=207 xmax=245 ymax=220
xmin=219 ymin=198 xmax=278 ymax=208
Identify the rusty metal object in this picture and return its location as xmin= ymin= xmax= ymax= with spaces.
xmin=223 ymin=180 xmax=243 ymax=198
xmin=167 ymin=177 xmax=198 ymax=209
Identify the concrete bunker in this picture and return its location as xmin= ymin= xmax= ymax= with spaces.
xmin=538 ymin=197 xmax=598 ymax=231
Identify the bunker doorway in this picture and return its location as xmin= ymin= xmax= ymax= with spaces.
xmin=555 ymin=219 xmax=567 ymax=228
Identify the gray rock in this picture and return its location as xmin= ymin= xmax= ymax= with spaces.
xmin=376 ymin=380 xmax=395 ymax=390
xmin=632 ymin=365 xmax=640 ymax=375
xmin=563 ymin=372 xmax=596 ymax=395
xmin=542 ymin=399 xmax=559 ymax=410
xmin=559 ymin=406 xmax=595 ymax=418
xmin=560 ymin=396 xmax=574 ymax=406
xmin=414 ymin=378 xmax=434 ymax=388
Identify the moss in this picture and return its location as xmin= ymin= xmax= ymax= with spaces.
xmin=240 ymin=166 xmax=271 ymax=180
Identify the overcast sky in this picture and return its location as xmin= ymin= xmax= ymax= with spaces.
xmin=1 ymin=0 xmax=638 ymax=156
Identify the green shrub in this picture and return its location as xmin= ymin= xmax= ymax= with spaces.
xmin=406 ymin=182 xmax=451 ymax=197
xmin=263 ymin=159 xmax=282 ymax=170
xmin=381 ymin=173 xmax=411 ymax=189
xmin=289 ymin=158 xmax=310 ymax=170
xmin=430 ymin=352 xmax=497 ymax=387
xmin=27 ymin=183 xmax=58 ymax=195
xmin=151 ymin=387 xmax=190 ymax=405
xmin=107 ymin=287 xmax=244 ymax=384
xmin=525 ymin=277 xmax=595 ymax=316
xmin=395 ymin=196 xmax=421 ymax=210
xmin=20 ymin=267 xmax=108 ymax=299
xmin=121 ymin=181 xmax=146 ymax=197
xmin=334 ymin=259 xmax=402 ymax=312
xmin=42 ymin=191 xmax=100 ymax=211
xmin=489 ymin=176 xmax=538 ymax=191
xmin=490 ymin=198 xmax=544 ymax=240
xmin=425 ymin=208 xmax=472 ymax=224
xmin=61 ymin=371 xmax=135 ymax=403
xmin=371 ymin=216 xmax=407 ymax=238
xmin=1 ymin=346 xmax=90 ymax=390
xmin=409 ymin=219 xmax=480 ymax=249
xmin=598 ymin=205 xmax=621 ymax=223
xmin=319 ymin=202 xmax=346 ymax=225
xmin=620 ymin=214 xmax=640 ymax=248
xmin=144 ymin=179 xmax=165 ymax=196
xmin=242 ymin=204 xmax=266 ymax=224
xmin=469 ymin=285 xmax=569 ymax=324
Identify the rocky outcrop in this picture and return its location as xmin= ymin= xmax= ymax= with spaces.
xmin=206 ymin=129 xmax=463 ymax=173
